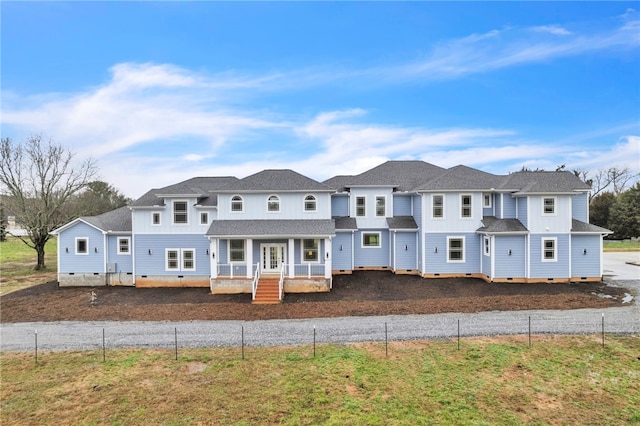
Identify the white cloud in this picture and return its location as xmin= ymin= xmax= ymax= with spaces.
xmin=531 ymin=25 xmax=572 ymax=36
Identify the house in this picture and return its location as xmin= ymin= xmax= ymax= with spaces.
xmin=52 ymin=161 xmax=611 ymax=301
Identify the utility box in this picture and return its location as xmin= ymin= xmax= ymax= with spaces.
xmin=106 ymin=263 xmax=117 ymax=273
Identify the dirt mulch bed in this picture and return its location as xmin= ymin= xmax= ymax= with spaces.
xmin=1 ymin=271 xmax=631 ymax=323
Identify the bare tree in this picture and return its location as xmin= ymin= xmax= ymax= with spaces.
xmin=0 ymin=136 xmax=97 ymax=270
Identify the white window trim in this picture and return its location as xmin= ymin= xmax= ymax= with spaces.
xmin=355 ymin=196 xmax=366 ymax=217
xmin=152 ymin=212 xmax=161 ymax=226
xmin=483 ymin=193 xmax=492 ymax=208
xmin=460 ymin=194 xmax=472 ymax=219
xmin=75 ymin=237 xmax=89 ymax=255
xmin=447 ymin=236 xmax=466 ymax=263
xmin=200 ymin=212 xmax=209 ymax=225
xmin=375 ymin=195 xmax=386 ymax=217
xmin=301 ymin=239 xmax=320 ymax=263
xmin=165 ymin=248 xmax=196 ymax=271
xmin=541 ymin=237 xmax=558 ymax=262
xmin=303 ymin=194 xmax=317 ymax=212
xmin=181 ymin=249 xmax=196 ymax=271
xmin=230 ymin=195 xmax=244 ymax=213
xmin=432 ymin=194 xmax=445 ymax=219
xmin=117 ymin=237 xmax=131 ymax=255
xmin=229 ymin=239 xmax=246 ymax=263
xmin=166 ymin=248 xmax=180 ymax=271
xmin=362 ymin=232 xmax=381 ymax=248
xmin=542 ymin=196 xmax=557 ymax=216
xmin=172 ymin=200 xmax=189 ymax=225
xmin=267 ymin=195 xmax=280 ymax=213
xmin=483 ymin=236 xmax=490 ymax=257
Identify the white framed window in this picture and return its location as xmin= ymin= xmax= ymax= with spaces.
xmin=460 ymin=195 xmax=472 ymax=218
xmin=302 ymin=239 xmax=319 ymax=262
xmin=166 ymin=249 xmax=180 ymax=270
xmin=152 ymin=212 xmax=161 ymax=226
xmin=231 ymin=195 xmax=243 ymax=213
xmin=229 ymin=239 xmax=245 ymax=262
xmin=173 ymin=201 xmax=188 ymax=224
xmin=375 ymin=196 xmax=386 ymax=217
xmin=182 ymin=249 xmax=195 ymax=271
xmin=483 ymin=236 xmax=490 ymax=256
xmin=304 ymin=195 xmax=317 ymax=212
xmin=356 ymin=196 xmax=366 ymax=217
xmin=541 ymin=238 xmax=557 ymax=262
xmin=118 ymin=237 xmax=130 ymax=255
xmin=362 ymin=232 xmax=381 ymax=248
xmin=75 ymin=237 xmax=88 ymax=255
xmin=543 ymin=197 xmax=556 ymax=215
xmin=200 ymin=212 xmax=209 ymax=225
xmin=267 ymin=195 xmax=280 ymax=212
xmin=432 ymin=194 xmax=444 ymax=219
xmin=447 ymin=237 xmax=465 ymax=263
xmin=483 ymin=194 xmax=492 ymax=208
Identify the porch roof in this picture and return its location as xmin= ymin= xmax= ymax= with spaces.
xmin=206 ymin=219 xmax=335 ymax=237
xmin=477 ymin=216 xmax=528 ymax=233
xmin=387 ymin=216 xmax=418 ymax=230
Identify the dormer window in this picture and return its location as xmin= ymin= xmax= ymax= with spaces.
xmin=231 ymin=195 xmax=243 ymax=212
xmin=267 ymin=195 xmax=280 ymax=212
xmin=304 ymin=195 xmax=317 ymax=212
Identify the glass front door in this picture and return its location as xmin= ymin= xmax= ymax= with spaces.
xmin=261 ymin=243 xmax=286 ymax=273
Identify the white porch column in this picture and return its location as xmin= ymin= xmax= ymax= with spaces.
xmin=246 ymin=238 xmax=253 ymax=278
xmin=210 ymin=238 xmax=218 ymax=279
xmin=324 ymin=238 xmax=332 ymax=278
xmin=288 ymin=238 xmax=295 ymax=278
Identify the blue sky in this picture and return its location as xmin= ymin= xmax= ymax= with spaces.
xmin=2 ymin=2 xmax=639 ymax=198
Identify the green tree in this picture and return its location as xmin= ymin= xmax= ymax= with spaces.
xmin=67 ymin=181 xmax=130 ymax=217
xmin=0 ymin=136 xmax=97 ymax=270
xmin=589 ymin=192 xmax=616 ymax=229
xmin=608 ymin=183 xmax=640 ymax=240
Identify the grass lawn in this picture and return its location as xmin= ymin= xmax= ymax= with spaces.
xmin=604 ymin=240 xmax=640 ymax=252
xmin=0 ymin=236 xmax=57 ymax=296
xmin=1 ymin=335 xmax=639 ymax=425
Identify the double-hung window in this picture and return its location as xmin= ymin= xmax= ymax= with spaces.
xmin=542 ymin=238 xmax=557 ymax=262
xmin=460 ymin=195 xmax=472 ymax=218
xmin=432 ymin=195 xmax=444 ymax=219
xmin=166 ymin=249 xmax=196 ymax=271
xmin=304 ymin=195 xmax=317 ymax=212
xmin=267 ymin=195 xmax=280 ymax=212
xmin=447 ymin=237 xmax=465 ymax=262
xmin=302 ymin=239 xmax=319 ymax=262
xmin=543 ymin=197 xmax=556 ymax=215
xmin=173 ymin=201 xmax=188 ymax=224
xmin=118 ymin=237 xmax=130 ymax=255
xmin=356 ymin=196 xmax=366 ymax=217
xmin=375 ymin=196 xmax=386 ymax=217
xmin=231 ymin=196 xmax=243 ymax=212
xmin=229 ymin=240 xmax=245 ymax=262
xmin=483 ymin=236 xmax=490 ymax=256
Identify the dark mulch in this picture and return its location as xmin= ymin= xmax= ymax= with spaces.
xmin=0 ymin=271 xmax=630 ymax=323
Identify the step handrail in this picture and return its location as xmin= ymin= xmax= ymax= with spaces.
xmin=252 ymin=262 xmax=260 ymax=300
xmin=278 ymin=263 xmax=286 ymax=301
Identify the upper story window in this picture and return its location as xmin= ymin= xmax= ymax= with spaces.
xmin=231 ymin=195 xmax=243 ymax=213
xmin=542 ymin=238 xmax=557 ymax=262
xmin=432 ymin=195 xmax=444 ymax=219
xmin=75 ymin=237 xmax=88 ymax=255
xmin=543 ymin=197 xmax=556 ymax=215
xmin=483 ymin=194 xmax=492 ymax=208
xmin=173 ymin=201 xmax=188 ymax=224
xmin=118 ymin=237 xmax=130 ymax=255
xmin=460 ymin=195 xmax=472 ymax=218
xmin=200 ymin=212 xmax=209 ymax=225
xmin=267 ymin=195 xmax=280 ymax=212
xmin=304 ymin=195 xmax=317 ymax=212
xmin=375 ymin=196 xmax=386 ymax=217
xmin=356 ymin=196 xmax=366 ymax=217
xmin=152 ymin=212 xmax=161 ymax=226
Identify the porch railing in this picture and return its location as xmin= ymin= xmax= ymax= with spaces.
xmin=278 ymin=263 xmax=286 ymax=301
xmin=293 ymin=263 xmax=325 ymax=278
xmin=252 ymin=262 xmax=260 ymax=300
xmin=217 ymin=263 xmax=247 ymax=279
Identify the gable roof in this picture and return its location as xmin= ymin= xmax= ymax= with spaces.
xmin=571 ymin=219 xmax=611 ymax=234
xmin=218 ymin=169 xmax=334 ymax=192
xmin=500 ymin=171 xmax=591 ymax=194
xmin=415 ymin=165 xmax=503 ymax=192
xmin=387 ymin=216 xmax=418 ymax=230
xmin=51 ymin=206 xmax=132 ymax=234
xmin=338 ymin=161 xmax=445 ymax=192
xmin=323 ymin=175 xmax=354 ymax=192
xmin=477 ymin=216 xmax=528 ymax=233
xmin=130 ymin=176 xmax=239 ymax=207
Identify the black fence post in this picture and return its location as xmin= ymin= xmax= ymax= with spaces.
xmin=241 ymin=325 xmax=245 ymax=360
xmin=457 ymin=319 xmax=460 ymax=351
xmin=385 ymin=322 xmax=388 ymax=358
xmin=103 ymin=328 xmax=106 ymax=362
xmin=528 ymin=316 xmax=531 ymax=348
xmin=174 ymin=327 xmax=178 ymax=360
xmin=313 ymin=326 xmax=316 ymax=358
xmin=34 ymin=330 xmax=38 ymax=365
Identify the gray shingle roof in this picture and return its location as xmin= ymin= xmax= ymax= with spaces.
xmin=81 ymin=206 xmax=132 ymax=232
xmin=500 ymin=171 xmax=590 ymax=193
xmin=218 ymin=170 xmax=333 ymax=192
xmin=571 ymin=219 xmax=611 ymax=234
xmin=130 ymin=177 xmax=239 ymax=207
xmin=416 ymin=165 xmax=504 ymax=191
xmin=477 ymin=216 xmax=528 ymax=233
xmin=323 ymin=175 xmax=354 ymax=192
xmin=334 ymin=216 xmax=357 ymax=230
xmin=207 ymin=219 xmax=335 ymax=237
xmin=387 ymin=216 xmax=418 ymax=230
xmin=340 ymin=161 xmax=446 ymax=192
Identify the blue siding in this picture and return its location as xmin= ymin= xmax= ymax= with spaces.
xmin=481 ymin=243 xmax=491 ymax=276
xmin=107 ymin=235 xmax=133 ymax=273
xmin=58 ymin=222 xmax=105 ymax=273
xmin=135 ymin=234 xmax=210 ymax=276
xmin=393 ymin=195 xmax=412 ymax=216
xmin=494 ymin=235 xmax=526 ymax=278
xmin=503 ymin=195 xmax=517 ymax=219
xmin=571 ymin=235 xmax=601 ymax=277
xmin=572 ymin=193 xmax=589 ymax=222
xmin=331 ymin=195 xmax=349 ymax=217
xmin=517 ymin=197 xmax=528 ymax=227
xmin=395 ymin=232 xmax=417 ymax=270
xmin=494 ymin=195 xmax=502 ymax=218
xmin=332 ymin=232 xmax=353 ymax=270
xmin=354 ymin=230 xmax=390 ymax=268
xmin=424 ymin=233 xmax=480 ymax=274
xmin=529 ymin=234 xmax=570 ymax=278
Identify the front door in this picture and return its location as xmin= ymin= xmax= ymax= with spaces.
xmin=261 ymin=243 xmax=286 ymax=273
